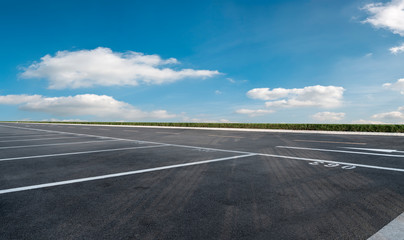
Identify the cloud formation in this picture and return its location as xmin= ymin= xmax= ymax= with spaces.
xmin=312 ymin=112 xmax=345 ymax=122
xmin=372 ymin=106 xmax=404 ymax=122
xmin=247 ymin=85 xmax=344 ymax=108
xmin=390 ymin=43 xmax=404 ymax=54
xmin=0 ymin=94 xmax=176 ymax=120
xmin=383 ymin=78 xmax=404 ymax=94
xmin=235 ymin=108 xmax=274 ymax=117
xmin=363 ymin=0 xmax=404 ymax=36
xmin=20 ymin=47 xmax=220 ymax=89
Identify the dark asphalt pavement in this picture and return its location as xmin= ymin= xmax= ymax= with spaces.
xmin=0 ymin=123 xmax=403 ymax=239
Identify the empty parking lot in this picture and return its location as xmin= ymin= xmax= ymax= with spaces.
xmin=0 ymin=122 xmax=403 ymax=239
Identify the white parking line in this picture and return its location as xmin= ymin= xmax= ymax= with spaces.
xmin=276 ymin=146 xmax=404 ymax=158
xmin=1 ymin=124 xmax=404 ymax=173
xmin=342 ymin=147 xmax=404 ymax=154
xmin=0 ymin=144 xmax=167 ymax=162
xmin=368 ymin=212 xmax=404 ymax=240
xmin=0 ymin=139 xmax=122 ymax=150
xmin=0 ymin=136 xmax=81 ymax=143
xmin=0 ymin=154 xmax=255 ymax=195
xmin=0 ymin=134 xmax=61 ymax=139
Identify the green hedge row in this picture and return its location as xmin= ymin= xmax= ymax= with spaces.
xmin=12 ymin=121 xmax=404 ymax=133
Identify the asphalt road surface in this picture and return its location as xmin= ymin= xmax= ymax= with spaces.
xmin=0 ymin=122 xmax=403 ymax=240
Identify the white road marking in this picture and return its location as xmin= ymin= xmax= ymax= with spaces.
xmin=0 ymin=134 xmax=61 ymax=139
xmin=276 ymin=146 xmax=404 ymax=158
xmin=0 ymin=145 xmax=167 ymax=162
xmin=124 ymin=130 xmax=138 ymax=132
xmin=1 ymin=124 xmax=404 ymax=172
xmin=342 ymin=147 xmax=404 ymax=153
xmin=0 ymin=136 xmax=80 ymax=143
xmin=294 ymin=139 xmax=366 ymax=145
xmin=0 ymin=154 xmax=255 ymax=195
xmin=0 ymin=139 xmax=122 ymax=150
xmin=257 ymin=153 xmax=404 ymax=172
xmin=368 ymin=212 xmax=404 ymax=240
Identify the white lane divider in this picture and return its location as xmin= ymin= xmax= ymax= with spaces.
xmin=342 ymin=147 xmax=404 ymax=154
xmin=276 ymin=146 xmax=404 ymax=158
xmin=0 ymin=145 xmax=167 ymax=162
xmin=0 ymin=154 xmax=255 ymax=195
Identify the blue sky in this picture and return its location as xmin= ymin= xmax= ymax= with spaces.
xmin=1 ymin=0 xmax=404 ymax=123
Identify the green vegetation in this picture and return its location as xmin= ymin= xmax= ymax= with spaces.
xmin=7 ymin=121 xmax=404 ymax=133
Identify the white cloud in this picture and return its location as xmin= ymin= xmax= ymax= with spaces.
xmin=312 ymin=112 xmax=345 ymax=122
xmin=351 ymin=119 xmax=386 ymax=124
xmin=181 ymin=116 xmax=231 ymax=123
xmin=372 ymin=106 xmax=404 ymax=123
xmin=363 ymin=0 xmax=404 ymax=36
xmin=20 ymin=47 xmax=220 ymax=89
xmin=0 ymin=94 xmax=176 ymax=120
xmin=226 ymin=78 xmax=236 ymax=83
xmin=0 ymin=94 xmax=42 ymax=104
xmin=383 ymin=78 xmax=404 ymax=94
xmin=390 ymin=43 xmax=404 ymax=54
xmin=235 ymin=108 xmax=274 ymax=117
xmin=247 ymin=85 xmax=345 ymax=108
xmin=215 ymin=90 xmax=222 ymax=95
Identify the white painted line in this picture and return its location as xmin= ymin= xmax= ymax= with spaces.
xmin=2 ymin=124 xmax=404 ymax=172
xmin=0 ymin=134 xmax=62 ymax=139
xmin=0 ymin=154 xmax=255 ymax=195
xmin=342 ymin=147 xmax=404 ymax=154
xmin=124 ymin=130 xmax=138 ymax=132
xmin=0 ymin=136 xmax=81 ymax=143
xmin=276 ymin=146 xmax=404 ymax=158
xmin=368 ymin=212 xmax=404 ymax=240
xmin=294 ymin=139 xmax=366 ymax=145
xmin=0 ymin=139 xmax=122 ymax=150
xmin=0 ymin=144 xmax=167 ymax=162
xmin=257 ymin=153 xmax=404 ymax=172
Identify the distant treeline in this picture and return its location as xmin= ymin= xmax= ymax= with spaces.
xmin=10 ymin=121 xmax=404 ymax=133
